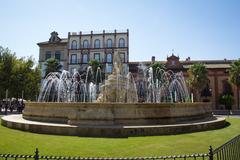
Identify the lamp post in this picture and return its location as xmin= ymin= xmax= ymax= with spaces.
xmin=21 ymin=90 xmax=24 ymax=100
xmin=5 ymin=89 xmax=8 ymax=102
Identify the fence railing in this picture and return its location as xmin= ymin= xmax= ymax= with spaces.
xmin=0 ymin=135 xmax=239 ymax=160
xmin=210 ymin=135 xmax=240 ymax=160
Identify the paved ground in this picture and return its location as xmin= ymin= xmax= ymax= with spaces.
xmin=1 ymin=112 xmax=240 ymax=118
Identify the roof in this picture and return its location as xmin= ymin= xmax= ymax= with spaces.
xmin=183 ymin=63 xmax=231 ymax=69
xmin=129 ymin=59 xmax=234 ymax=69
xmin=37 ymin=38 xmax=68 ymax=45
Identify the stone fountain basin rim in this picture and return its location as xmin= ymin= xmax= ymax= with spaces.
xmin=26 ymin=102 xmax=210 ymax=106
xmin=23 ymin=102 xmax=213 ymax=126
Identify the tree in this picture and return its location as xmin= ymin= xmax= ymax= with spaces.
xmin=229 ymin=60 xmax=240 ymax=109
xmin=88 ymin=60 xmax=103 ymax=83
xmin=0 ymin=47 xmax=17 ymax=99
xmin=219 ymin=94 xmax=234 ymax=116
xmin=149 ymin=61 xmax=166 ymax=82
xmin=44 ymin=58 xmax=62 ymax=77
xmin=187 ymin=63 xmax=208 ymax=101
xmin=0 ymin=46 xmax=41 ymax=101
xmin=11 ymin=57 xmax=41 ymax=100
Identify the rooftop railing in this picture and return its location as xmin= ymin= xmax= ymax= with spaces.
xmin=69 ymin=30 xmax=128 ymax=36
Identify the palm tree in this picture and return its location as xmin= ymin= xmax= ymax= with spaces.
xmin=88 ymin=59 xmax=102 ymax=83
xmin=187 ymin=63 xmax=208 ymax=102
xmin=149 ymin=61 xmax=166 ymax=82
xmin=229 ymin=60 xmax=240 ymax=109
xmin=44 ymin=58 xmax=62 ymax=77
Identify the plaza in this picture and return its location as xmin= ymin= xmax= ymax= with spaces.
xmin=0 ymin=0 xmax=240 ymax=159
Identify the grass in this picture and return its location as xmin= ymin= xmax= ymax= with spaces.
xmin=0 ymin=117 xmax=239 ymax=157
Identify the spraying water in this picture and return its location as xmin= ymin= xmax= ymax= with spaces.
xmin=38 ymin=57 xmax=189 ymax=103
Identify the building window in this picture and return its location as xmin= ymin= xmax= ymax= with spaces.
xmin=83 ymin=40 xmax=89 ymax=48
xmin=71 ymin=40 xmax=77 ymax=49
xmin=106 ymin=53 xmax=112 ymax=63
xmin=71 ymin=54 xmax=77 ymax=64
xmin=94 ymin=39 xmax=100 ymax=48
xmin=55 ymin=51 xmax=61 ymax=61
xmin=106 ymin=39 xmax=112 ymax=48
xmin=119 ymin=38 xmax=125 ymax=48
xmin=45 ymin=51 xmax=51 ymax=60
xmin=106 ymin=64 xmax=113 ymax=73
xmin=94 ymin=53 xmax=100 ymax=62
xmin=119 ymin=53 xmax=125 ymax=62
xmin=171 ymin=60 xmax=176 ymax=66
xmin=82 ymin=54 xmax=88 ymax=63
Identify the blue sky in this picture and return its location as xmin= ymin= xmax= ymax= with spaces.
xmin=0 ymin=0 xmax=239 ymax=62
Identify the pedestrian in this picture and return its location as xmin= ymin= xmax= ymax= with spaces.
xmin=0 ymin=100 xmax=2 ymax=113
xmin=4 ymin=101 xmax=8 ymax=115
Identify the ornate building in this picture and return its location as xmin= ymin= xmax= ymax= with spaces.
xmin=38 ymin=31 xmax=68 ymax=78
xmin=38 ymin=30 xmax=129 ymax=78
xmin=129 ymin=54 xmax=239 ymax=110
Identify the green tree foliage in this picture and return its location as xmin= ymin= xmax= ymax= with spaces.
xmin=88 ymin=60 xmax=103 ymax=83
xmin=219 ymin=94 xmax=234 ymax=111
xmin=0 ymin=46 xmax=41 ymax=100
xmin=229 ymin=60 xmax=240 ymax=86
xmin=187 ymin=63 xmax=208 ymax=101
xmin=149 ymin=61 xmax=166 ymax=82
xmin=0 ymin=47 xmax=17 ymax=99
xmin=229 ymin=60 xmax=240 ymax=108
xmin=44 ymin=58 xmax=62 ymax=77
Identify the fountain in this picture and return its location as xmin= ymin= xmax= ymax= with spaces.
xmin=1 ymin=53 xmax=226 ymax=137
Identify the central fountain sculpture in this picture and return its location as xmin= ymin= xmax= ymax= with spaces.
xmin=97 ymin=53 xmax=138 ymax=103
xmin=1 ymin=53 xmax=226 ymax=137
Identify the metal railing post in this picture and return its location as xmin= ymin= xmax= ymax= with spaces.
xmin=209 ymin=146 xmax=213 ymax=160
xmin=34 ymin=148 xmax=39 ymax=160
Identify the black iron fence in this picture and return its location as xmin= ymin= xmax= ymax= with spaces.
xmin=210 ymin=135 xmax=240 ymax=160
xmin=0 ymin=135 xmax=239 ymax=160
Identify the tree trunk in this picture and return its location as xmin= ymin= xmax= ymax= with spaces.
xmin=195 ymin=90 xmax=201 ymax=102
xmin=237 ymin=86 xmax=240 ymax=110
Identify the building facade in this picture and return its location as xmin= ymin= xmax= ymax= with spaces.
xmin=38 ymin=31 xmax=239 ymax=110
xmin=129 ymin=54 xmax=239 ymax=110
xmin=38 ymin=31 xmax=68 ymax=78
xmin=38 ymin=30 xmax=129 ymax=78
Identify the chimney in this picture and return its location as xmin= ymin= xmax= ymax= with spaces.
xmin=186 ymin=57 xmax=191 ymax=61
xmin=151 ymin=56 xmax=155 ymax=63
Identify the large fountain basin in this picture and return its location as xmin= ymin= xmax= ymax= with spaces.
xmin=23 ymin=102 xmax=213 ymax=126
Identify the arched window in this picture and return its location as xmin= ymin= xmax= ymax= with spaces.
xmin=119 ymin=38 xmax=125 ymax=48
xmin=94 ymin=39 xmax=101 ymax=48
xmin=94 ymin=53 xmax=100 ymax=62
xmin=83 ymin=40 xmax=89 ymax=48
xmin=106 ymin=53 xmax=112 ymax=63
xmin=71 ymin=40 xmax=77 ymax=49
xmin=71 ymin=54 xmax=77 ymax=64
xmin=106 ymin=64 xmax=112 ymax=73
xmin=106 ymin=39 xmax=112 ymax=48
xmin=82 ymin=54 xmax=88 ymax=63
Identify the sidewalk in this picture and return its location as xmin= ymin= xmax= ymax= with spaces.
xmin=213 ymin=110 xmax=240 ymax=115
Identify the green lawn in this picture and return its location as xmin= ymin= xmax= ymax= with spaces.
xmin=0 ymin=117 xmax=239 ymax=157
